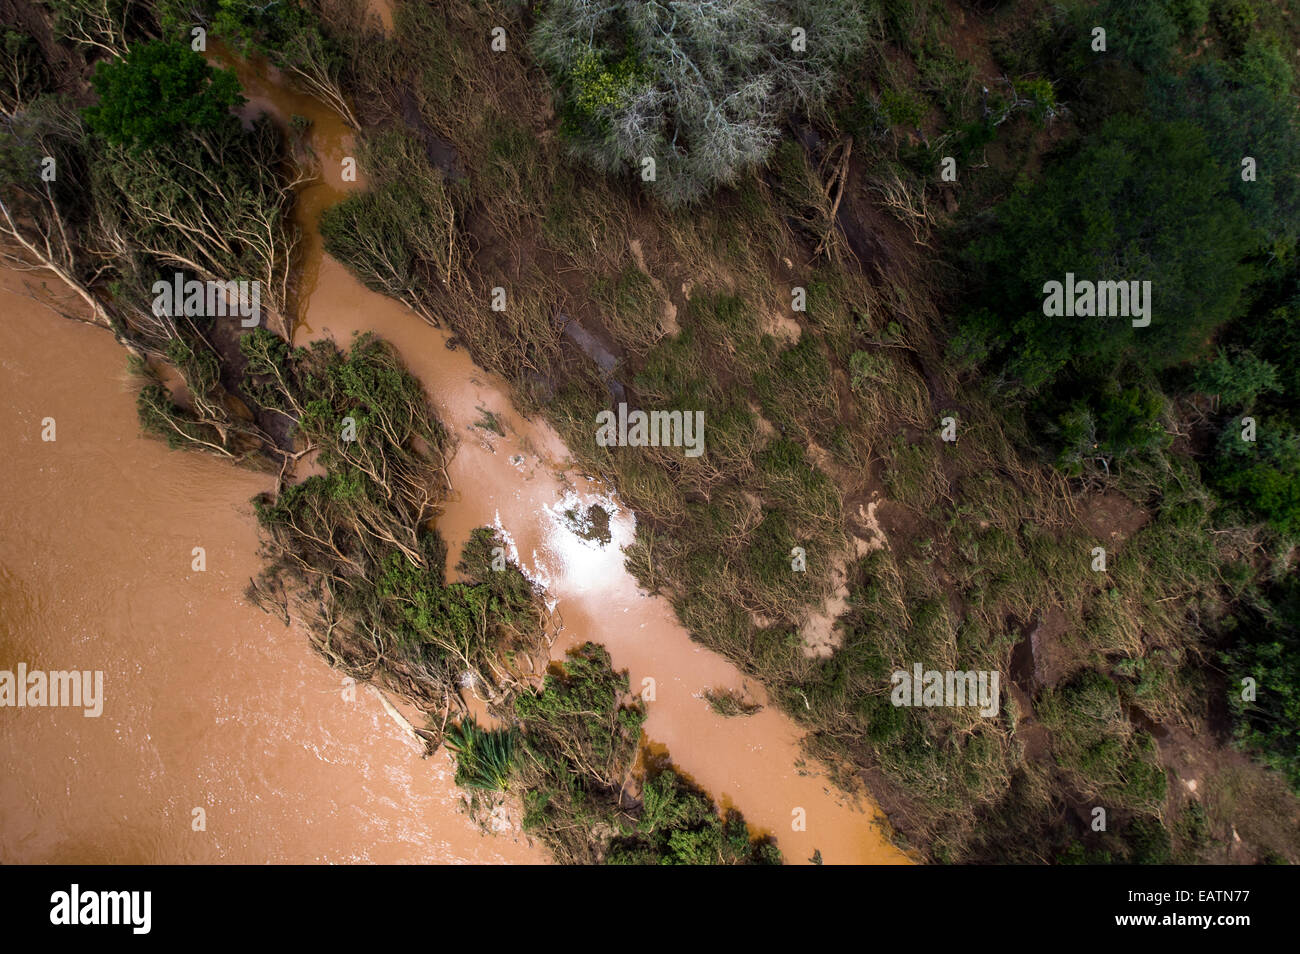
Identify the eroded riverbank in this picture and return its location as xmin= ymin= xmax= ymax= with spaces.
xmin=228 ymin=54 xmax=909 ymax=864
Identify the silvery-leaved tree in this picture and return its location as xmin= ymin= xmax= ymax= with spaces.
xmin=532 ymin=0 xmax=870 ymax=207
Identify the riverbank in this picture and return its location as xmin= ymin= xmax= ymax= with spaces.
xmin=232 ymin=47 xmax=909 ymax=866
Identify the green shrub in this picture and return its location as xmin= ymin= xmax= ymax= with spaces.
xmin=85 ymin=41 xmax=243 ymax=149
xmin=606 ymin=769 xmax=781 ymax=865
xmin=881 ymin=87 xmax=927 ymax=127
xmin=1211 ymin=419 xmax=1300 ymax=535
xmin=1194 ymin=349 xmax=1281 ymax=408
xmin=445 ymin=718 xmax=517 ymax=791
xmin=1222 ymin=576 xmax=1300 ymax=790
xmin=1211 ymin=0 xmax=1257 ymax=53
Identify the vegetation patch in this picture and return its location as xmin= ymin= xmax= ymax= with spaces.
xmin=450 ymin=643 xmax=781 ymax=864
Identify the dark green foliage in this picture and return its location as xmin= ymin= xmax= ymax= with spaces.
xmin=956 ymin=5 xmax=1300 ymax=493
xmin=1241 ymin=302 xmax=1300 ymax=412
xmin=606 ymin=769 xmax=781 ymax=865
xmin=1149 ymin=60 xmax=1300 ymax=250
xmin=1194 ymin=349 xmax=1281 ymax=409
xmin=509 ymin=642 xmax=645 ymax=863
xmin=960 ymin=114 xmax=1254 ymax=397
xmin=1056 ymin=817 xmax=1172 ymax=865
xmin=290 ymin=331 xmax=447 ymax=471
xmin=562 ymin=503 xmax=613 ymax=545
xmin=1224 ymin=574 xmax=1300 ymax=790
xmin=0 ymin=28 xmax=47 ymax=112
xmin=84 ymin=41 xmax=243 ymax=148
xmin=1097 ymin=0 xmax=1180 ymax=73
xmin=1165 ymin=0 xmax=1211 ymax=37
xmin=212 ymin=0 xmax=314 ymax=50
xmin=1052 ymin=383 xmax=1171 ymax=476
xmin=510 ymin=643 xmax=780 ymax=864
xmin=1209 ymin=418 xmax=1300 ymax=536
xmin=1211 ymin=0 xmax=1258 ymax=53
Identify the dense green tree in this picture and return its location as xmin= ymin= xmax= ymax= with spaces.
xmin=84 ymin=40 xmax=243 ymax=149
xmin=959 ymin=114 xmax=1255 ymax=397
xmin=1193 ymin=349 xmax=1280 ymax=408
xmin=1149 ymin=61 xmax=1300 ymax=253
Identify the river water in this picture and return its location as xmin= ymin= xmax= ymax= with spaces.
xmin=0 ymin=270 xmax=544 ymax=863
xmin=0 ymin=48 xmax=908 ymax=865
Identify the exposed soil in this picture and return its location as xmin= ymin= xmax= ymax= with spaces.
xmin=1013 ymin=606 xmax=1076 ymax=693
xmin=1077 ymin=490 xmax=1150 ymax=551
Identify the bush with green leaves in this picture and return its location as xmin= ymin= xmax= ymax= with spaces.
xmin=531 ymin=0 xmax=872 ymax=206
xmin=1211 ymin=0 xmax=1258 ymax=54
xmin=1050 ymin=383 xmax=1171 ymax=476
xmin=84 ymin=40 xmax=243 ymax=149
xmin=606 ymin=769 xmax=781 ymax=864
xmin=1209 ymin=418 xmax=1300 ymax=537
xmin=1165 ymin=0 xmax=1211 ymax=37
xmin=1222 ymin=576 xmax=1300 ymax=791
xmin=1194 ymin=349 xmax=1281 ymax=409
xmin=1236 ymin=296 xmax=1300 ymax=403
xmin=445 ymin=718 xmax=517 ymax=791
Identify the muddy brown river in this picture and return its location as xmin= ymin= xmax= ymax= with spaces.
xmin=0 ymin=50 xmax=909 ymax=864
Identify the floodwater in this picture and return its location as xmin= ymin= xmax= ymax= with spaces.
xmin=0 ymin=48 xmax=909 ymax=865
xmin=0 ymin=274 xmax=543 ymax=863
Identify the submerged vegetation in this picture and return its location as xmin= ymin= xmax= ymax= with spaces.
xmin=240 ymin=328 xmax=554 ymax=715
xmin=703 ymin=687 xmax=764 ymax=718
xmin=1 ymin=33 xmax=296 ymax=453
